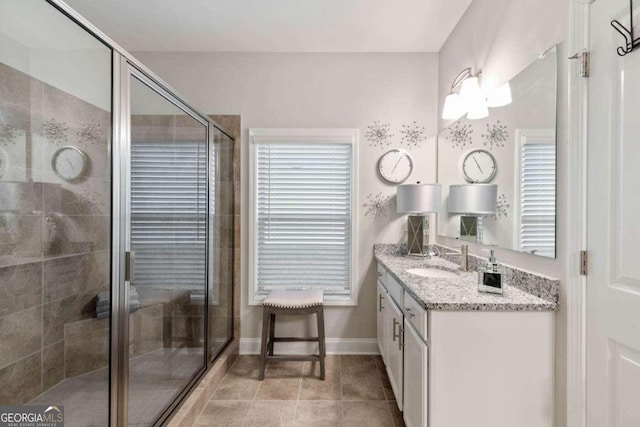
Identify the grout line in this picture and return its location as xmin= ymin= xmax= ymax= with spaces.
xmin=339 ymin=354 xmax=344 ymax=401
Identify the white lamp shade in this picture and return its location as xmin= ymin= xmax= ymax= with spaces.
xmin=466 ymin=98 xmax=489 ymax=119
xmin=442 ymin=93 xmax=466 ymax=120
xmin=448 ymin=184 xmax=497 ymax=215
xmin=460 ymin=77 xmax=482 ymax=104
xmin=397 ymin=183 xmax=442 ymax=214
xmin=460 ymin=77 xmax=489 ymax=120
xmin=486 ymin=82 xmax=513 ymax=108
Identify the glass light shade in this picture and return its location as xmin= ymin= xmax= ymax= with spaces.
xmin=460 ymin=77 xmax=482 ymax=104
xmin=486 ymin=82 xmax=513 ymax=107
xmin=466 ymin=98 xmax=489 ymax=119
xmin=397 ymin=183 xmax=442 ymax=214
xmin=442 ymin=93 xmax=466 ymax=120
xmin=460 ymin=77 xmax=489 ymax=120
xmin=448 ymin=184 xmax=497 ymax=215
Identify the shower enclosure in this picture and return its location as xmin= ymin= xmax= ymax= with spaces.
xmin=0 ymin=1 xmax=234 ymax=425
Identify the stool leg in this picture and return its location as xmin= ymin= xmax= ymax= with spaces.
xmin=268 ymin=313 xmax=276 ymax=356
xmin=259 ymin=307 xmax=270 ymax=381
xmin=317 ymin=306 xmax=326 ymax=380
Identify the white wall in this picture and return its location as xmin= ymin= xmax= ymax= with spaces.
xmin=437 ymin=0 xmax=569 ymax=425
xmin=133 ymin=52 xmax=439 ymax=349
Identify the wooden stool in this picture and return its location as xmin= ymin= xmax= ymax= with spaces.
xmin=259 ymin=290 xmax=325 ymax=381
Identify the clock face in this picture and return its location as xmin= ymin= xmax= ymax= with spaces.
xmin=378 ymin=149 xmax=413 ymax=184
xmin=462 ymin=149 xmax=497 ymax=183
xmin=52 ymin=146 xmax=87 ymax=181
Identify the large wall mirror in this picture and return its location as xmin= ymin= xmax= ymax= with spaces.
xmin=437 ymin=46 xmax=558 ymax=258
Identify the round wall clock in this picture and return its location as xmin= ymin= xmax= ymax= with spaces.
xmin=378 ymin=149 xmax=413 ymax=184
xmin=462 ymin=149 xmax=497 ymax=183
xmin=51 ymin=146 xmax=87 ymax=181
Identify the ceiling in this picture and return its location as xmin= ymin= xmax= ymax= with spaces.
xmin=63 ymin=0 xmax=473 ymax=53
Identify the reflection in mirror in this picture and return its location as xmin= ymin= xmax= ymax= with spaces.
xmin=438 ymin=46 xmax=557 ymax=258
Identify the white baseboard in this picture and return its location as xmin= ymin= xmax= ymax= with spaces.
xmin=239 ymin=338 xmax=379 ymax=355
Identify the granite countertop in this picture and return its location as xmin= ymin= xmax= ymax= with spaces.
xmin=375 ymin=249 xmax=558 ymax=312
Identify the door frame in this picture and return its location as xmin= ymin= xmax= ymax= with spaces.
xmin=566 ymin=1 xmax=591 ymax=427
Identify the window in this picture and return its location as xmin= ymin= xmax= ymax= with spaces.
xmin=130 ymin=139 xmax=207 ymax=289
xmin=515 ymin=129 xmax=556 ymax=258
xmin=249 ymin=129 xmax=359 ymax=305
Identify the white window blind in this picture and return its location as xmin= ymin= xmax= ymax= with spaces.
xmin=250 ymin=129 xmax=358 ymax=303
xmin=518 ymin=135 xmax=556 ymax=258
xmin=131 ymin=140 xmax=207 ymax=288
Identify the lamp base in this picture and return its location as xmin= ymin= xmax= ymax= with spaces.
xmin=407 ymin=215 xmax=430 ymax=257
xmin=460 ymin=215 xmax=484 ymax=244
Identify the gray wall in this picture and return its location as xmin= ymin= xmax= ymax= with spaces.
xmin=132 ymin=52 xmax=440 ymax=349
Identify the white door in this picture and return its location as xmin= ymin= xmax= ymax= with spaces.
xmin=377 ymin=281 xmax=386 ymax=361
xmin=403 ymin=319 xmax=428 ymax=427
xmin=384 ymin=292 xmax=403 ymax=410
xmin=587 ymin=1 xmax=640 ymax=425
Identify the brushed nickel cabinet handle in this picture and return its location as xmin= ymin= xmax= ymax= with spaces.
xmin=393 ymin=318 xmax=401 ymax=342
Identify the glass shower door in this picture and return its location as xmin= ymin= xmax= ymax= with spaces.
xmin=125 ymin=72 xmax=208 ymax=426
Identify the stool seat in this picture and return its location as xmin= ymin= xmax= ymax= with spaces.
xmin=263 ymin=289 xmax=324 ymax=308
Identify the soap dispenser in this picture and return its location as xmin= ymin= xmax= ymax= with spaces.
xmin=478 ymin=249 xmax=505 ymax=295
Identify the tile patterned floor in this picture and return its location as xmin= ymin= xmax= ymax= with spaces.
xmin=193 ymin=355 xmax=405 ymax=427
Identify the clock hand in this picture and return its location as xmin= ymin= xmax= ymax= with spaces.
xmin=391 ymin=157 xmax=402 ymax=173
xmin=66 ymin=157 xmax=75 ymax=172
xmin=472 ymin=156 xmax=483 ymax=174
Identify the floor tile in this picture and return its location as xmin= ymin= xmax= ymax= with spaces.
xmin=212 ymin=375 xmax=260 ymax=400
xmin=300 ymin=358 xmax=341 ymax=400
xmin=340 ymin=356 xmax=386 ymax=400
xmin=293 ymin=400 xmax=343 ymax=426
xmin=194 ymin=400 xmax=251 ymax=426
xmin=242 ymin=400 xmax=296 ymax=426
xmin=342 ymin=400 xmax=395 ymax=427
xmin=254 ymin=377 xmax=301 ymax=400
xmin=200 ymin=354 xmax=400 ymax=427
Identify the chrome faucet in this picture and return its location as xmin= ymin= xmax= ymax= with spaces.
xmin=443 ymin=244 xmax=469 ymax=272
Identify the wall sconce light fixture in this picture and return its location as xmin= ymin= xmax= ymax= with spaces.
xmin=442 ymin=68 xmax=512 ymax=120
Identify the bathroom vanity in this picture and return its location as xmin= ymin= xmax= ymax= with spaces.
xmin=375 ymin=244 xmax=558 ymax=427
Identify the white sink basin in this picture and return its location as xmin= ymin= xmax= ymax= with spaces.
xmin=406 ymin=268 xmax=458 ymax=279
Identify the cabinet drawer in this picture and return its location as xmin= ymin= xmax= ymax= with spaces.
xmin=404 ymin=292 xmax=427 ymax=341
xmin=377 ymin=263 xmax=387 ymax=287
xmin=386 ymin=274 xmax=404 ymax=306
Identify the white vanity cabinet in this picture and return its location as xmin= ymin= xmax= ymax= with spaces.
xmin=384 ymin=291 xmax=404 ymax=410
xmin=376 ymin=262 xmax=554 ymax=427
xmin=376 ymin=280 xmax=386 ymax=359
xmin=403 ymin=319 xmax=428 ymax=427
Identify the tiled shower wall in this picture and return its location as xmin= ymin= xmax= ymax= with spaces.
xmin=209 ymin=115 xmax=239 ymax=358
xmin=0 ymin=61 xmax=111 ymax=404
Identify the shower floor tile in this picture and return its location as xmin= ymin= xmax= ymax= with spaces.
xmin=29 ymin=347 xmax=204 ymax=427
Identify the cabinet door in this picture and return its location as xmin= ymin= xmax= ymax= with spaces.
xmin=403 ymin=320 xmax=428 ymax=427
xmin=377 ymin=281 xmax=386 ymax=361
xmin=384 ymin=292 xmax=404 ymax=410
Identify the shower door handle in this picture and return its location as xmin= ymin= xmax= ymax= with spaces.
xmin=125 ymin=251 xmax=135 ymax=282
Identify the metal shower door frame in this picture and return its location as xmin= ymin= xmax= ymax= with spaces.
xmin=113 ymin=59 xmax=212 ymax=426
xmin=43 ymin=2 xmax=234 ymax=425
